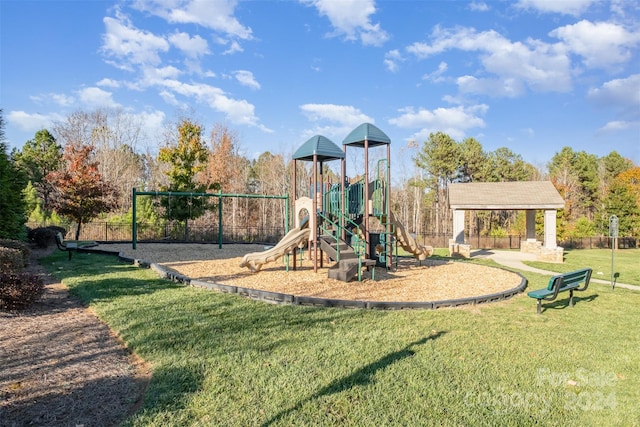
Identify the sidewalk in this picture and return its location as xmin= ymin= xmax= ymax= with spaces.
xmin=472 ymin=249 xmax=640 ymax=292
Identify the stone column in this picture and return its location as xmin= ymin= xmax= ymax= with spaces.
xmin=544 ymin=210 xmax=557 ymax=249
xmin=526 ymin=209 xmax=536 ymax=241
xmin=453 ymin=209 xmax=465 ymax=244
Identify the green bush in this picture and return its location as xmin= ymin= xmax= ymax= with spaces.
xmin=28 ymin=226 xmax=66 ymax=248
xmin=0 ymin=272 xmax=44 ymax=310
xmin=0 ymin=239 xmax=30 ymax=266
xmin=0 ymin=247 xmax=23 ymax=273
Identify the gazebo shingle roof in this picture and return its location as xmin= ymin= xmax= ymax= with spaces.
xmin=449 ymin=181 xmax=564 ymax=210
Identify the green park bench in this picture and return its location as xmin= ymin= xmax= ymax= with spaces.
xmin=527 ymin=268 xmax=593 ymax=314
xmin=55 ymin=232 xmax=78 ymax=260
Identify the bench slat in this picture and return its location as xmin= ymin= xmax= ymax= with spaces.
xmin=546 ymin=268 xmax=591 ymax=290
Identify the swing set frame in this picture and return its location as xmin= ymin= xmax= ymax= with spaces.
xmin=131 ymin=188 xmax=289 ymax=250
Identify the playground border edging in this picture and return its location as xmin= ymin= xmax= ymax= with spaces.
xmin=81 ymin=248 xmax=528 ymax=310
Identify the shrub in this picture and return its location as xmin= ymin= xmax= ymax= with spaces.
xmin=28 ymin=226 xmax=66 ymax=248
xmin=0 ymin=272 xmax=45 ymax=310
xmin=0 ymin=247 xmax=23 ymax=273
xmin=0 ymin=239 xmax=31 ymax=266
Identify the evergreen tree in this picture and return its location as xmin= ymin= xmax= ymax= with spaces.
xmin=157 ymin=119 xmax=210 ymax=230
xmin=12 ymin=129 xmax=62 ymax=218
xmin=0 ymin=109 xmax=28 ymax=239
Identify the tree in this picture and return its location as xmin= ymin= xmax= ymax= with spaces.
xmin=484 ymin=147 xmax=534 ymax=182
xmin=457 ymin=137 xmax=486 ymax=182
xmin=157 ymin=119 xmax=210 ymax=232
xmin=414 ymin=132 xmax=460 ymax=235
xmin=548 ymin=147 xmax=599 ymax=221
xmin=47 ymin=142 xmax=119 ymax=240
xmin=12 ymin=129 xmax=62 ymax=216
xmin=53 ymin=108 xmax=146 ymax=215
xmin=598 ymin=180 xmax=640 ymax=237
xmin=0 ymin=109 xmax=28 ymax=239
xmin=616 ymin=167 xmax=640 ymax=206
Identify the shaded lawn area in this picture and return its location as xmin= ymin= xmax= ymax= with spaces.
xmin=525 ymin=248 xmax=640 ymax=286
xmin=44 ymin=251 xmax=640 ymax=426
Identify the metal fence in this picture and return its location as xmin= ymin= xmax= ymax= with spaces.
xmin=29 ymin=222 xmax=637 ymax=250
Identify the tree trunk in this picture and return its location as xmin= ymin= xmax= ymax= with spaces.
xmin=75 ymin=221 xmax=82 ymax=241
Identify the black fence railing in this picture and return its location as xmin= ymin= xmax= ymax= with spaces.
xmin=29 ymin=222 xmax=637 ymax=250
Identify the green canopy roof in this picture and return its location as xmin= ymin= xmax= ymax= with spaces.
xmin=292 ymin=135 xmax=345 ymax=162
xmin=343 ymin=123 xmax=391 ymax=147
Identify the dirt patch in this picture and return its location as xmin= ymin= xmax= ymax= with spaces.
xmin=0 ymin=247 xmax=150 ymax=427
xmin=99 ymin=243 xmax=523 ymax=302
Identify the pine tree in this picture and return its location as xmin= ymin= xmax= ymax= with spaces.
xmin=0 ymin=109 xmax=28 ymax=239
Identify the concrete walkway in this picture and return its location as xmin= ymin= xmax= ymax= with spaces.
xmin=471 ymin=249 xmax=640 ymax=292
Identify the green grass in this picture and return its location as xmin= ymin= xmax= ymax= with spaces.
xmin=44 ymin=251 xmax=640 ymax=426
xmin=525 ymin=249 xmax=640 ymax=286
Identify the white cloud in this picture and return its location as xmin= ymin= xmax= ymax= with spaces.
xmin=597 ymin=120 xmax=638 ymax=132
xmin=422 ymin=62 xmax=448 ymax=82
xmin=406 ymin=26 xmax=573 ymax=95
xmin=300 ymin=104 xmax=373 ymax=126
xmin=456 ymin=75 xmax=526 ymax=97
xmin=587 ymin=74 xmax=640 ymax=109
xmin=234 ymin=70 xmax=261 ymax=90
xmin=169 ymin=31 xmax=209 ymax=58
xmin=130 ymin=110 xmax=167 ymax=146
xmin=158 ymin=79 xmax=270 ymax=130
xmin=6 ymin=111 xmax=64 ymax=133
xmin=77 ymin=87 xmax=121 ymax=108
xmin=469 ymin=1 xmax=489 ymax=12
xmin=101 ymin=12 xmax=169 ymax=68
xmin=30 ymin=93 xmax=75 ymax=107
xmin=516 ymin=0 xmax=596 ymax=16
xmin=550 ymin=20 xmax=640 ymax=70
xmin=97 ymin=78 xmax=121 ymax=89
xmin=132 ymin=0 xmax=253 ymax=40
xmin=302 ymin=0 xmax=389 ymax=46
xmin=388 ymin=104 xmax=488 ymax=140
xmin=299 ymin=103 xmax=374 ymax=141
xmin=384 ymin=49 xmax=403 ymax=72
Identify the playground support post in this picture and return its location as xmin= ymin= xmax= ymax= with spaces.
xmin=131 ymin=188 xmax=289 ymax=250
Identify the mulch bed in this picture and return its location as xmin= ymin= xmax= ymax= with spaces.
xmin=0 ymin=247 xmax=149 ymax=427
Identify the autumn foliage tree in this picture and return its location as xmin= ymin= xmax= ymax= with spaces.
xmin=47 ymin=143 xmax=119 ymax=240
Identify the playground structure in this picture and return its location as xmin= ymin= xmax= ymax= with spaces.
xmin=240 ymin=123 xmax=433 ymax=281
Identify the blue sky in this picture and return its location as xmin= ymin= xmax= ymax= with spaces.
xmin=1 ymin=0 xmax=639 ymax=179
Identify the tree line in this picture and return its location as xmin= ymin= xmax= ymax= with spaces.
xmin=1 ymin=108 xmax=638 ymax=242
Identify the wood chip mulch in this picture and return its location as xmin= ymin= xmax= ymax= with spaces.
xmin=101 ymin=243 xmax=524 ymax=302
xmin=0 ymin=247 xmax=149 ymax=427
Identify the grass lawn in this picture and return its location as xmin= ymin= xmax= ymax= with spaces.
xmin=524 ymin=249 xmax=640 ymax=286
xmin=44 ymin=250 xmax=640 ymax=426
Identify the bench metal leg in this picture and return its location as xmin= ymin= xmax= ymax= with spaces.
xmin=569 ymin=290 xmax=574 ymax=307
xmin=537 ymin=299 xmax=542 ymax=314
xmin=68 ymin=250 xmax=72 ymax=260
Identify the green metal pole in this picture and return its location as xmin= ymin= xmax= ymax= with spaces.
xmin=132 ymin=187 xmax=137 ymax=250
xmin=285 ymin=193 xmax=290 ymax=234
xmin=218 ymin=190 xmax=223 ymax=249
